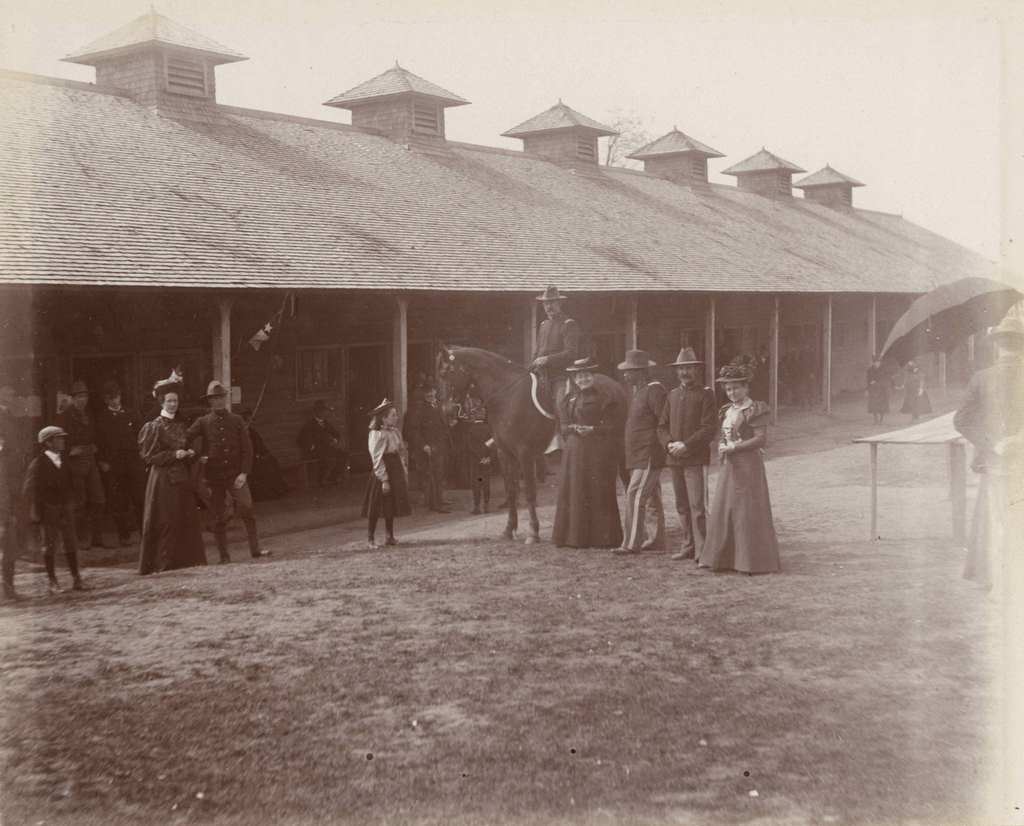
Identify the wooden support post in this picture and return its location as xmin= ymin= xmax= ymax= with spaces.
xmin=869 ymin=294 xmax=878 ymax=358
xmin=823 ymin=295 xmax=833 ymax=414
xmin=214 ymin=297 xmax=233 ymax=409
xmin=705 ymin=295 xmax=717 ymax=386
xmin=524 ymin=298 xmax=538 ymax=365
xmin=870 ymin=442 xmax=879 ymax=541
xmin=392 ymin=295 xmax=409 ymax=415
xmin=938 ymin=351 xmax=948 ymax=393
xmin=769 ymin=295 xmax=780 ymax=424
xmin=626 ymin=294 xmax=639 ymax=352
xmin=950 ymin=441 xmax=967 ymax=545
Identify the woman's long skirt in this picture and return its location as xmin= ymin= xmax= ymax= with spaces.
xmin=138 ymin=465 xmax=207 ymax=575
xmin=361 ymin=453 xmax=412 ymax=520
xmin=552 ymin=433 xmax=622 ymax=549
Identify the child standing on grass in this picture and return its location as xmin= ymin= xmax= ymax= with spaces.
xmin=361 ymin=399 xmax=411 ymax=549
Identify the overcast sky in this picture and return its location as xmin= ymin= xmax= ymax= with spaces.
xmin=1 ymin=0 xmax=1017 ymax=263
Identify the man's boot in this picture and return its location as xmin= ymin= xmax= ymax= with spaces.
xmin=215 ymin=530 xmax=231 ymax=564
xmin=244 ymin=518 xmax=269 ymax=558
xmin=66 ymin=551 xmax=89 ymax=591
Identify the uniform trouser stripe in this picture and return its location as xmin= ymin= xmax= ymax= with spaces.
xmin=627 ymin=465 xmax=650 ymax=548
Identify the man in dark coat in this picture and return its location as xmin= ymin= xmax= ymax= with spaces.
xmin=529 ymin=285 xmax=581 ymax=410
xmin=657 ymin=347 xmax=718 ymax=561
xmin=404 ymin=385 xmax=454 ymax=512
xmin=22 ymin=426 xmax=88 ymax=593
xmin=57 ymin=380 xmax=108 ymax=549
xmin=297 ymin=400 xmax=346 ymax=486
xmin=95 ymin=381 xmax=146 ymax=546
xmin=188 ymin=381 xmax=269 ymax=563
xmin=614 ymin=350 xmax=668 ymax=554
xmin=462 ymin=391 xmax=495 ymax=515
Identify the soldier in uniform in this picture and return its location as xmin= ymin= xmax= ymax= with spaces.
xmin=529 ymin=285 xmax=581 ymax=414
xmin=614 ymin=350 xmax=668 ymax=555
xmin=657 ymin=347 xmax=718 ymax=561
xmin=188 ymin=381 xmax=270 ymax=563
xmin=57 ymin=380 xmax=108 ymax=549
xmin=95 ymin=380 xmax=146 ymax=547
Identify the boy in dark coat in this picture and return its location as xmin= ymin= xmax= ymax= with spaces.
xmin=22 ymin=426 xmax=88 ymax=593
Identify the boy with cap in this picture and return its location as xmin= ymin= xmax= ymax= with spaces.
xmin=188 ymin=381 xmax=268 ymax=563
xmin=22 ymin=425 xmax=89 ymax=593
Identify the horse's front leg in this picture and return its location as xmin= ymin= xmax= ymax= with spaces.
xmin=520 ymin=447 xmax=541 ymax=545
xmin=500 ymin=448 xmax=519 ymax=540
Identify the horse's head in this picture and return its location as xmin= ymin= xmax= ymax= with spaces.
xmin=436 ymin=344 xmax=473 ymax=398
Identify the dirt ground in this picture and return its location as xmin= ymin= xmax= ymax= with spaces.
xmin=0 ymin=404 xmax=1005 ymax=826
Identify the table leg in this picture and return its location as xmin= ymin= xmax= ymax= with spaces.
xmin=870 ymin=443 xmax=879 ymax=541
xmin=950 ymin=441 xmax=967 ymax=545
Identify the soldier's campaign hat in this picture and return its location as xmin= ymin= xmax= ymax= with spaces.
xmin=566 ymin=356 xmax=600 ymax=372
xmin=203 ymin=380 xmax=229 ymax=399
xmin=37 ymin=425 xmax=67 ymax=444
xmin=670 ymin=347 xmax=703 ymax=366
xmin=989 ymin=314 xmax=1024 ymax=342
xmin=715 ymin=364 xmax=754 ymax=383
xmin=535 ymin=285 xmax=568 ymax=302
xmin=617 ymin=349 xmax=657 ymax=371
xmin=369 ymin=398 xmax=395 ymax=417
xmin=70 ymin=380 xmax=89 ymax=397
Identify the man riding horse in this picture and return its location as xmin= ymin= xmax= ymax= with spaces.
xmin=528 ymin=285 xmax=581 ymax=423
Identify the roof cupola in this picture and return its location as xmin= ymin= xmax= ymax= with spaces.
xmin=627 ymin=127 xmax=724 ymax=185
xmin=502 ymin=101 xmax=617 ymax=168
xmin=722 ymin=148 xmax=805 ymax=198
xmin=794 ymin=165 xmax=864 ymax=207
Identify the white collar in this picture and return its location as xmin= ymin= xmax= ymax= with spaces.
xmin=160 ymin=409 xmax=176 ymax=420
xmin=729 ymin=398 xmax=754 ymax=412
xmin=44 ymin=450 xmax=62 ymax=466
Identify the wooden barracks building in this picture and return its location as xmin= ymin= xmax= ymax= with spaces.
xmin=0 ymin=11 xmax=994 ymax=477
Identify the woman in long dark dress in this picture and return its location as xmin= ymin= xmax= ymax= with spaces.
xmin=866 ymin=355 xmax=890 ymax=425
xmin=361 ymin=398 xmax=411 ymax=548
xmin=700 ymin=365 xmax=780 ymax=574
xmin=137 ymin=380 xmax=207 ymax=574
xmin=552 ymin=357 xmax=623 ymax=549
xmin=901 ymin=360 xmax=932 ymax=421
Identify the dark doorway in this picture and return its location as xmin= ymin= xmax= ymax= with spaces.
xmin=346 ymin=344 xmax=387 ymax=472
xmin=71 ymin=354 xmax=134 ymax=417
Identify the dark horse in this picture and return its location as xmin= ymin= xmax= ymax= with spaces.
xmin=438 ymin=345 xmax=626 ymax=544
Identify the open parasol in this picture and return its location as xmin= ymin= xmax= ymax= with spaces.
xmin=879 ymin=276 xmax=1022 ymax=365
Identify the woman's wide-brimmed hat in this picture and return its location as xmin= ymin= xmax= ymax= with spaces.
xmin=715 ymin=364 xmax=754 ymax=383
xmin=617 ymin=349 xmax=656 ymax=371
xmin=566 ymin=356 xmax=600 ymax=372
xmin=152 ymin=379 xmax=184 ymax=399
xmin=670 ymin=346 xmax=703 ymax=366
xmin=989 ymin=314 xmax=1024 ymax=342
xmin=535 ymin=285 xmax=568 ymax=302
xmin=369 ymin=398 xmax=395 ymax=417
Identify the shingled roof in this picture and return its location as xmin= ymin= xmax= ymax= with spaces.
xmin=63 ymin=11 xmax=247 ymax=65
xmin=502 ymin=101 xmax=617 ymax=138
xmin=0 ymin=71 xmax=993 ymax=293
xmin=324 ymin=63 xmax=469 ymax=109
xmin=722 ymin=148 xmax=805 ymax=175
xmin=794 ymin=165 xmax=865 ymax=189
xmin=628 ymin=128 xmax=724 ymax=160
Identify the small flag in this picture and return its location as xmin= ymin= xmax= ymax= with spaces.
xmin=248 ymin=322 xmax=274 ymax=351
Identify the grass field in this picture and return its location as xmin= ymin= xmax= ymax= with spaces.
xmin=0 ymin=436 xmax=999 ymax=825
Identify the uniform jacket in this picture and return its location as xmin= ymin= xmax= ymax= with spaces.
xmin=954 ymin=356 xmax=1024 ymax=471
xmin=187 ymin=409 xmax=253 ymax=482
xmin=58 ymin=405 xmax=98 ymax=459
xmin=657 ymin=384 xmax=718 ymax=467
xmin=624 ymin=381 xmax=668 ymax=470
xmin=22 ymin=452 xmax=74 ymax=523
xmin=404 ymin=401 xmax=453 ymax=455
xmin=297 ymin=417 xmax=341 ymax=456
xmin=96 ymin=406 xmax=143 ymax=464
xmin=533 ymin=315 xmax=581 ymax=372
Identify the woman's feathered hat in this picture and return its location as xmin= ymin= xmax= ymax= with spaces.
xmin=369 ymin=398 xmax=395 ymax=417
xmin=152 ymin=368 xmax=184 ymax=399
xmin=715 ymin=364 xmax=754 ymax=383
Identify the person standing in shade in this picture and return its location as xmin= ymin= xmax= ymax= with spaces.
xmin=901 ymin=360 xmax=932 ymax=421
xmin=22 ymin=426 xmax=89 ymax=593
xmin=657 ymin=347 xmax=718 ymax=562
xmin=188 ymin=381 xmax=269 ymax=563
xmin=700 ymin=364 xmax=780 ymax=574
xmin=462 ymin=390 xmax=494 ymax=515
xmin=95 ymin=381 xmax=146 ymax=547
xmin=58 ymin=380 xmax=108 ymax=549
xmin=241 ymin=409 xmax=288 ymax=501
xmin=866 ymin=355 xmax=891 ymax=425
xmin=297 ymin=400 xmax=346 ymax=486
xmin=404 ymin=385 xmax=454 ymax=513
xmin=614 ymin=349 xmax=667 ymax=555
xmin=362 ymin=399 xmax=411 ymax=548
xmin=1 ymin=416 xmax=18 ymax=600
xmin=138 ymin=380 xmax=207 ymax=574
xmin=553 ymin=357 xmax=623 ymax=549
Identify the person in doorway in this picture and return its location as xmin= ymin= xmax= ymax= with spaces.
xmin=866 ymin=355 xmax=891 ymax=425
xmin=95 ymin=381 xmax=146 ymax=547
xmin=614 ymin=349 xmax=667 ymax=555
xmin=22 ymin=425 xmax=89 ymax=593
xmin=362 ymin=398 xmax=411 ymax=548
xmin=297 ymin=400 xmax=346 ymax=486
xmin=462 ymin=389 xmax=494 ymax=514
xmin=658 ymin=347 xmax=718 ymax=562
xmin=137 ymin=379 xmax=207 ymax=574
xmin=188 ymin=381 xmax=269 ymax=563
xmin=752 ymin=345 xmax=770 ymax=403
xmin=552 ymin=357 xmax=623 ymax=549
xmin=901 ymin=360 xmax=932 ymax=421
xmin=57 ymin=380 xmax=109 ymax=549
xmin=404 ymin=385 xmax=454 ymax=513
xmin=240 ymin=409 xmax=288 ymax=501
xmin=700 ymin=365 xmax=780 ymax=574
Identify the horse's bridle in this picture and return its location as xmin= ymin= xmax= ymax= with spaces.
xmin=439 ymin=350 xmax=531 ymax=411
